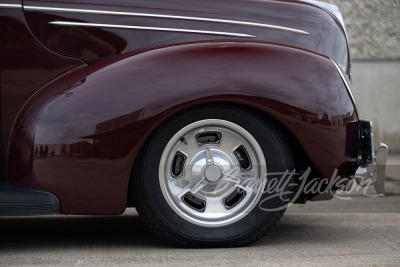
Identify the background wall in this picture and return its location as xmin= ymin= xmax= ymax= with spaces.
xmin=324 ymin=0 xmax=400 ymax=152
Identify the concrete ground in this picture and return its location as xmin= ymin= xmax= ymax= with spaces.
xmin=0 ymin=198 xmax=399 ymax=267
xmin=0 ymin=154 xmax=399 ymax=266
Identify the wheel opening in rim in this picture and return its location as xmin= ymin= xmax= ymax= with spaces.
xmin=171 ymin=152 xmax=186 ymax=177
xmin=224 ymin=189 xmax=246 ymax=209
xmin=233 ymin=146 xmax=252 ymax=169
xmin=182 ymin=192 xmax=206 ymax=211
xmin=195 ymin=132 xmax=221 ymax=145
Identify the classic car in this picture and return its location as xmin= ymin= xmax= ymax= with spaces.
xmin=0 ymin=0 xmax=388 ymax=247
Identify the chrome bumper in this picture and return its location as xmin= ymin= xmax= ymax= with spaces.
xmin=354 ymin=143 xmax=388 ymax=195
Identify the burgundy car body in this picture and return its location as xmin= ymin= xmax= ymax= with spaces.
xmin=1 ymin=0 xmax=360 ymax=215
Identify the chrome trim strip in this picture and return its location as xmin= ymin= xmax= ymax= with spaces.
xmin=330 ymin=58 xmax=356 ymax=104
xmin=0 ymin=3 xmax=22 ymax=8
xmin=25 ymin=6 xmax=309 ymax=35
xmin=49 ymin=21 xmax=255 ymax=38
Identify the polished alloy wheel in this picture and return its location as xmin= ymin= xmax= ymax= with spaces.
xmin=159 ymin=119 xmax=267 ymax=227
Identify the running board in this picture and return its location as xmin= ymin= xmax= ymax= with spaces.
xmin=0 ymin=183 xmax=60 ymax=216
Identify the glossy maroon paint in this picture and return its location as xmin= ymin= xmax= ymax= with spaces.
xmin=23 ymin=0 xmax=349 ymax=72
xmin=1 ymin=0 xmax=357 ymax=214
xmin=8 ymin=41 xmax=357 ymax=214
xmin=0 ymin=0 xmax=85 ymax=181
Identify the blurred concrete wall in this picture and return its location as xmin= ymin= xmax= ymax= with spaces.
xmin=325 ymin=0 xmax=400 ymax=151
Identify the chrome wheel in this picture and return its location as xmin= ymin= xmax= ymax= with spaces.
xmin=159 ymin=119 xmax=267 ymax=227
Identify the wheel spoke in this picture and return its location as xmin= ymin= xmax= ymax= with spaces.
xmin=221 ymin=176 xmax=241 ymax=184
xmin=205 ymin=146 xmax=214 ymax=165
xmin=168 ymin=174 xmax=191 ymax=196
xmin=190 ymin=177 xmax=209 ymax=195
xmin=222 ymin=170 xmax=256 ymax=193
xmin=204 ymin=197 xmax=229 ymax=214
xmin=217 ymin=130 xmax=242 ymax=155
xmin=175 ymin=133 xmax=199 ymax=160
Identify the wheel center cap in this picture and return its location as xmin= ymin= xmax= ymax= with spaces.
xmin=204 ymin=164 xmax=223 ymax=182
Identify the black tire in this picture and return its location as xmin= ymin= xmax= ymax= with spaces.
xmin=133 ymin=105 xmax=294 ymax=247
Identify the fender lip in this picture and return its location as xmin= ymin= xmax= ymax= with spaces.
xmin=330 ymin=58 xmax=357 ymax=116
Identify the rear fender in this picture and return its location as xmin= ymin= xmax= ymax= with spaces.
xmin=7 ymin=41 xmax=357 ymax=214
